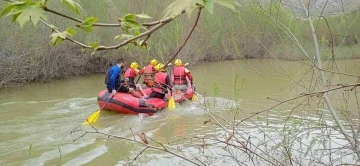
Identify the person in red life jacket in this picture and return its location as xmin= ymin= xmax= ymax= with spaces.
xmin=141 ymin=59 xmax=173 ymax=87
xmin=124 ymin=62 xmax=148 ymax=98
xmin=172 ymin=59 xmax=193 ymax=93
xmin=145 ymin=63 xmax=172 ymax=100
xmin=141 ymin=59 xmax=158 ymax=87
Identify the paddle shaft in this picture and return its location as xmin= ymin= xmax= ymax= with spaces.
xmin=135 ymin=75 xmax=141 ymax=84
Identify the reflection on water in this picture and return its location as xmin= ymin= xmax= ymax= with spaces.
xmin=0 ymin=59 xmax=359 ymax=165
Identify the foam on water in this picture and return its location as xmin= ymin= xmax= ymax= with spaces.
xmin=23 ymin=139 xmax=96 ymax=166
xmin=61 ymin=145 xmax=108 ymax=166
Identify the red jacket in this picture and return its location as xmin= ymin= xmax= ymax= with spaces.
xmin=173 ymin=66 xmax=193 ymax=85
xmin=152 ymin=72 xmax=171 ymax=93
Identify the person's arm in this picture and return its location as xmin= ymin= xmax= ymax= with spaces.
xmin=184 ymin=68 xmax=193 ymax=84
xmin=137 ymin=68 xmax=144 ymax=75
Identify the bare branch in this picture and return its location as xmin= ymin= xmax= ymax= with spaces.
xmin=129 ymin=147 xmax=148 ymax=165
xmin=97 ymin=17 xmax=173 ymax=50
xmin=236 ymin=83 xmax=360 ymax=126
xmin=165 ymin=8 xmax=203 ymax=66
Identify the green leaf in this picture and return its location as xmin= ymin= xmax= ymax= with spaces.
xmin=120 ymin=22 xmax=129 ymax=33
xmin=49 ymin=30 xmax=71 ymax=45
xmin=80 ymin=24 xmax=93 ymax=32
xmin=50 ymin=33 xmax=63 ymax=45
xmin=134 ymin=29 xmax=141 ymax=36
xmin=1 ymin=0 xmax=26 ymax=17
xmin=91 ymin=42 xmax=98 ymax=50
xmin=1 ymin=2 xmax=20 ymax=17
xmin=65 ymin=28 xmax=76 ymax=35
xmin=82 ymin=16 xmax=97 ymax=25
xmin=1 ymin=1 xmax=47 ymax=27
xmin=203 ymin=0 xmax=214 ymax=14
xmin=17 ymin=5 xmax=46 ymax=27
xmin=12 ymin=13 xmax=21 ymax=22
xmin=79 ymin=17 xmax=97 ymax=32
xmin=163 ymin=0 xmax=202 ymax=18
xmin=114 ymin=34 xmax=134 ymax=40
xmin=125 ymin=20 xmax=144 ymax=29
xmin=61 ymin=0 xmax=82 ymax=14
xmin=124 ymin=13 xmax=136 ymax=21
xmin=213 ymin=0 xmax=240 ymax=11
xmin=136 ymin=14 xmax=152 ymax=19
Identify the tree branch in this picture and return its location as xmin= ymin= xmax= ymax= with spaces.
xmin=71 ymin=129 xmax=202 ymax=166
xmin=129 ymin=147 xmax=149 ymax=165
xmin=44 ymin=7 xmax=163 ymax=27
xmin=96 ymin=17 xmax=173 ymax=50
xmin=236 ymin=83 xmax=360 ymax=126
xmin=40 ymin=19 xmax=92 ymax=48
xmin=165 ymin=8 xmax=202 ymax=66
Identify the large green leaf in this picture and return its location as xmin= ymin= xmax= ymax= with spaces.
xmin=213 ymin=0 xmax=240 ymax=11
xmin=162 ymin=0 xmax=202 ymax=18
xmin=60 ymin=0 xmax=82 ymax=14
xmin=16 ymin=5 xmax=46 ymax=27
xmin=1 ymin=0 xmax=47 ymax=27
xmin=203 ymin=0 xmax=214 ymax=14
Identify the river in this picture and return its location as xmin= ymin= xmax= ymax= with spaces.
xmin=0 ymin=59 xmax=359 ymax=165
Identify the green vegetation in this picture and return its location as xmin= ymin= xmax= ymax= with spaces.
xmin=0 ymin=0 xmax=359 ymax=87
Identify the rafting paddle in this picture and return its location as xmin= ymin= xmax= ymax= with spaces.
xmin=167 ymin=66 xmax=176 ymax=110
xmin=191 ymin=84 xmax=197 ymax=101
xmin=83 ymin=96 xmax=113 ymax=125
xmin=168 ymin=91 xmax=176 ymax=110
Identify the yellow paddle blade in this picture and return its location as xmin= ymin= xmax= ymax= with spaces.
xmin=191 ymin=94 xmax=198 ymax=101
xmin=83 ymin=110 xmax=100 ymax=125
xmin=168 ymin=97 xmax=176 ymax=110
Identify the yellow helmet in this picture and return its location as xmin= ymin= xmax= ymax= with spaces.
xmin=174 ymin=59 xmax=182 ymax=67
xmin=130 ymin=62 xmax=139 ymax=69
xmin=155 ymin=63 xmax=165 ymax=72
xmin=150 ymin=59 xmax=159 ymax=66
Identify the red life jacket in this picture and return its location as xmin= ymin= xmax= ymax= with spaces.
xmin=124 ymin=68 xmax=137 ymax=80
xmin=173 ymin=66 xmax=187 ymax=85
xmin=152 ymin=72 xmax=168 ymax=93
xmin=143 ymin=64 xmax=155 ymax=87
xmin=144 ymin=65 xmax=155 ymax=80
xmin=124 ymin=68 xmax=137 ymax=89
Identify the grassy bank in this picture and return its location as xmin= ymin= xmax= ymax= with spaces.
xmin=0 ymin=0 xmax=359 ymax=88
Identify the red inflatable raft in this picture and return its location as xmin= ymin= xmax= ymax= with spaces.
xmin=97 ymin=86 xmax=194 ymax=115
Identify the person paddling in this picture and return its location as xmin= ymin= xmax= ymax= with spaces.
xmin=124 ymin=62 xmax=148 ymax=98
xmin=145 ymin=63 xmax=172 ymax=100
xmin=142 ymin=59 xmax=158 ymax=87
